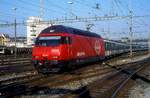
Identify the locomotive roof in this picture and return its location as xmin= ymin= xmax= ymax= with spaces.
xmin=41 ymin=25 xmax=101 ymax=38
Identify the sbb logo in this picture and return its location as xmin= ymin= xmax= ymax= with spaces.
xmin=94 ymin=40 xmax=101 ymax=54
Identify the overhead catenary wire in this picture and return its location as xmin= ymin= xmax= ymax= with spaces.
xmin=1 ymin=0 xmax=67 ymax=19
xmin=46 ymin=0 xmax=68 ymax=12
xmin=0 ymin=12 xmax=27 ymax=20
xmin=74 ymin=0 xmax=94 ymax=9
xmin=1 ymin=0 xmax=39 ymax=14
xmin=0 ymin=0 xmax=149 ymax=39
xmin=0 ymin=15 xmax=150 ymax=27
xmin=73 ymin=0 xmax=100 ymax=16
xmin=18 ymin=0 xmax=66 ymax=15
xmin=114 ymin=0 xmax=124 ymax=16
xmin=116 ymin=0 xmax=129 ymax=15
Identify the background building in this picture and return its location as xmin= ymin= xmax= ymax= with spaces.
xmin=26 ymin=17 xmax=51 ymax=46
xmin=0 ymin=33 xmax=27 ymax=47
xmin=0 ymin=34 xmax=10 ymax=46
xmin=8 ymin=37 xmax=27 ymax=48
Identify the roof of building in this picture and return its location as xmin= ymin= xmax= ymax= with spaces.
xmin=0 ymin=33 xmax=9 ymax=39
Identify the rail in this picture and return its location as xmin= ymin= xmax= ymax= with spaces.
xmin=0 ymin=53 xmax=149 ymax=98
xmin=60 ymin=56 xmax=150 ymax=98
xmin=110 ymin=66 xmax=144 ymax=98
xmin=0 ymin=55 xmax=31 ymax=66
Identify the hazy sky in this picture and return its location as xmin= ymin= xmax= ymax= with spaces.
xmin=0 ymin=0 xmax=150 ymax=39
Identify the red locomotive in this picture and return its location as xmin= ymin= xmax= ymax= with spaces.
xmin=32 ymin=25 xmax=105 ymax=73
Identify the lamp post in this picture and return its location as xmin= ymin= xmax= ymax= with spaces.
xmin=68 ymin=1 xmax=73 ymax=17
xmin=148 ymin=28 xmax=150 ymax=56
xmin=129 ymin=10 xmax=133 ymax=58
xmin=12 ymin=7 xmax=17 ymax=58
xmin=128 ymin=0 xmax=133 ymax=58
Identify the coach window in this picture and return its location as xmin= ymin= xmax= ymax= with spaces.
xmin=113 ymin=43 xmax=115 ymax=50
xmin=108 ymin=42 xmax=111 ymax=50
xmin=105 ymin=42 xmax=107 ymax=50
xmin=108 ymin=43 xmax=111 ymax=50
xmin=106 ymin=42 xmax=108 ymax=50
xmin=109 ymin=43 xmax=111 ymax=50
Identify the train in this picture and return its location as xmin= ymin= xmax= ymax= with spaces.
xmin=0 ymin=45 xmax=12 ymax=54
xmin=0 ymin=45 xmax=31 ymax=55
xmin=32 ymin=25 xmax=145 ymax=73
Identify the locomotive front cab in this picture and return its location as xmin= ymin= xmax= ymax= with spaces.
xmin=32 ymin=35 xmax=72 ymax=72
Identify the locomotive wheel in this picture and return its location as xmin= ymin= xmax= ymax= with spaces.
xmin=33 ymin=64 xmax=45 ymax=74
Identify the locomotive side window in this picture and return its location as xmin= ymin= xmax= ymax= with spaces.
xmin=61 ymin=37 xmax=71 ymax=44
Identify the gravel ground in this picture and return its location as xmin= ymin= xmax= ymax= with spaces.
xmin=128 ymin=63 xmax=150 ymax=98
xmin=19 ymin=54 xmax=150 ymax=98
xmin=128 ymin=80 xmax=150 ymax=98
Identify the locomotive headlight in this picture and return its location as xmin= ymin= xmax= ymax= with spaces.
xmin=52 ymin=56 xmax=58 ymax=59
xmin=42 ymin=54 xmax=48 ymax=57
xmin=51 ymin=49 xmax=60 ymax=55
xmin=35 ymin=56 xmax=39 ymax=59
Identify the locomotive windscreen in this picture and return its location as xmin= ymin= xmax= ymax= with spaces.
xmin=35 ymin=36 xmax=61 ymax=46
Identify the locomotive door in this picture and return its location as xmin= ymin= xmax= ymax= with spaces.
xmin=66 ymin=36 xmax=72 ymax=60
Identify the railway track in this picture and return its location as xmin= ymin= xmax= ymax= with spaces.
xmin=0 ymin=71 xmax=37 ymax=85
xmin=0 ymin=51 xmax=146 ymax=75
xmin=0 ymin=61 xmax=120 ymax=97
xmin=0 ymin=52 xmax=149 ymax=98
xmin=60 ymin=56 xmax=150 ymax=98
xmin=0 ymin=54 xmax=33 ymax=75
xmin=0 ymin=64 xmax=35 ymax=77
xmin=0 ymin=55 xmax=31 ymax=66
xmin=110 ymin=66 xmax=146 ymax=98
